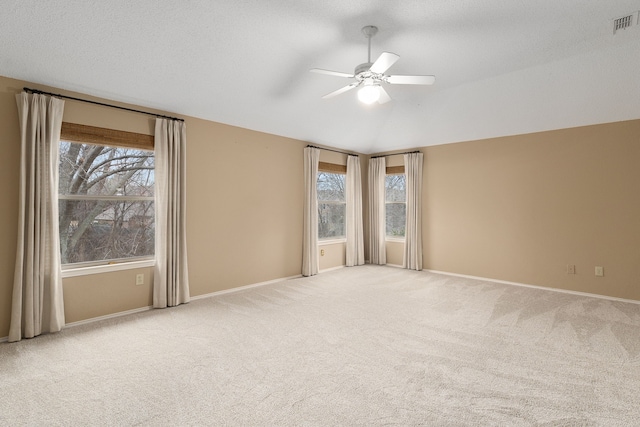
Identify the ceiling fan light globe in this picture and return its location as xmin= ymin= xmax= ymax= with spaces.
xmin=358 ymin=85 xmax=380 ymax=104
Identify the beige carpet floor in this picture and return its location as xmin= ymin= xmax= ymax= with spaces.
xmin=1 ymin=265 xmax=639 ymax=426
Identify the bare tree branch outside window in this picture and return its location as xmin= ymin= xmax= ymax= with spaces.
xmin=58 ymin=141 xmax=155 ymax=265
xmin=385 ymin=174 xmax=406 ymax=237
xmin=317 ymin=172 xmax=346 ymax=239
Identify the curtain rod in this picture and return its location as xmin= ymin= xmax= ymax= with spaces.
xmin=23 ymin=87 xmax=184 ymax=122
xmin=370 ymin=150 xmax=420 ymax=159
xmin=306 ymin=145 xmax=358 ymax=157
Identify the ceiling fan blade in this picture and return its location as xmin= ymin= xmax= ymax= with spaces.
xmin=377 ymin=86 xmax=391 ymax=104
xmin=322 ymin=83 xmax=360 ymax=99
xmin=310 ymin=68 xmax=354 ymax=78
xmin=369 ymin=52 xmax=400 ymax=74
xmin=386 ymin=75 xmax=436 ymax=85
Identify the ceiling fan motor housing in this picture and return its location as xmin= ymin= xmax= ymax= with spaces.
xmin=355 ymin=62 xmax=385 ymax=84
xmin=355 ymin=63 xmax=373 ymax=75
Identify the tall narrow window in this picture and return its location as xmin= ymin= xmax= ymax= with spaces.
xmin=58 ymin=124 xmax=155 ymax=265
xmin=385 ymin=174 xmax=406 ymax=238
xmin=317 ymin=171 xmax=346 ymax=239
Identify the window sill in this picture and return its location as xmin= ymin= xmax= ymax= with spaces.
xmin=386 ymin=237 xmax=406 ymax=243
xmin=318 ymin=239 xmax=346 ymax=246
xmin=62 ymin=259 xmax=155 ymax=278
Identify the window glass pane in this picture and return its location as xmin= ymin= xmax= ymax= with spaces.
xmin=385 ymin=174 xmax=406 ymax=237
xmin=59 ymin=200 xmax=154 ymax=264
xmin=59 ymin=142 xmax=154 ymax=197
xmin=317 ymin=172 xmax=345 ymax=201
xmin=58 ymin=141 xmax=154 ymax=264
xmin=386 ymin=203 xmax=406 ymax=237
xmin=385 ymin=174 xmax=405 ymax=202
xmin=318 ymin=203 xmax=346 ymax=239
xmin=317 ymin=172 xmax=345 ymax=239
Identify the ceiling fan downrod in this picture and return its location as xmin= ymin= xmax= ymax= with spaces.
xmin=361 ymin=25 xmax=378 ymax=64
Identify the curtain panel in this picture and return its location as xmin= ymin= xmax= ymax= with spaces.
xmin=346 ymin=155 xmax=365 ymax=267
xmin=403 ymin=152 xmax=423 ymax=270
xmin=154 ymin=118 xmax=190 ymax=308
xmin=302 ymin=147 xmax=320 ymax=276
xmin=10 ymin=92 xmax=66 ymax=342
xmin=368 ymin=157 xmax=386 ymax=265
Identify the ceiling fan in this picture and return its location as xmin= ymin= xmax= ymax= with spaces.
xmin=310 ymin=25 xmax=435 ymax=105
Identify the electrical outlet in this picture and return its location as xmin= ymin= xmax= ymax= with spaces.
xmin=567 ymin=264 xmax=576 ymax=274
xmin=320 ymin=249 xmax=325 ymax=256
xmin=595 ymin=266 xmax=604 ymax=277
xmin=135 ymin=274 xmax=144 ymax=285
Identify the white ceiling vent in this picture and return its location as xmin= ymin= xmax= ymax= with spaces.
xmin=613 ymin=12 xmax=638 ymax=34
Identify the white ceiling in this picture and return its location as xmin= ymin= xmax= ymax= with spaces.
xmin=1 ymin=1 xmax=639 ymax=154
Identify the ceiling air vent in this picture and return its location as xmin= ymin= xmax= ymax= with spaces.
xmin=613 ymin=13 xmax=637 ymax=34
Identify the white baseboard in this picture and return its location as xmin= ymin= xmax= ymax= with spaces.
xmin=1 ymin=273 xmax=304 ymax=343
xmin=426 ymin=269 xmax=640 ymax=305
xmin=319 ymin=265 xmax=345 ymax=273
xmin=386 ymin=263 xmax=403 ymax=268
xmin=66 ymin=306 xmax=153 ymax=329
xmin=191 ymin=273 xmax=302 ymax=301
xmin=364 ymin=261 xmax=403 ymax=268
xmin=0 ymin=305 xmax=155 ymax=343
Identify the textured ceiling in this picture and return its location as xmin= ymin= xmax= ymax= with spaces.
xmin=1 ymin=1 xmax=639 ymax=153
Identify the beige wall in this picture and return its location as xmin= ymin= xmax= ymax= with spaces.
xmin=319 ymin=242 xmax=346 ymax=271
xmin=0 ymin=75 xmax=308 ymax=337
xmin=422 ymin=120 xmax=640 ymax=300
xmin=64 ymin=268 xmax=153 ymax=323
xmin=2 ymin=73 xmax=639 ymax=338
xmin=186 ymin=116 xmax=305 ymax=295
xmin=0 ymin=78 xmax=21 ymax=338
xmin=386 ymin=241 xmax=404 ymax=266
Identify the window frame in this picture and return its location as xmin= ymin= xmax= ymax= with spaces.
xmin=317 ymin=163 xmax=347 ymax=242
xmin=58 ymin=122 xmax=156 ymax=275
xmin=385 ymin=166 xmax=406 ymax=241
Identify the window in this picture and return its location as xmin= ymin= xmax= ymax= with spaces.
xmin=385 ymin=174 xmax=406 ymax=238
xmin=58 ymin=124 xmax=155 ymax=266
xmin=317 ymin=171 xmax=346 ymax=240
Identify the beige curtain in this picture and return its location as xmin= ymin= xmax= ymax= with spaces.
xmin=154 ymin=118 xmax=190 ymax=308
xmin=302 ymin=147 xmax=320 ymax=276
xmin=10 ymin=92 xmax=66 ymax=342
xmin=368 ymin=157 xmax=386 ymax=265
xmin=346 ymin=155 xmax=364 ymax=266
xmin=403 ymin=152 xmax=423 ymax=270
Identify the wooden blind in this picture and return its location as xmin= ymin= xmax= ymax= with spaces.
xmin=386 ymin=165 xmax=405 ymax=174
xmin=60 ymin=122 xmax=154 ymax=151
xmin=318 ymin=162 xmax=347 ymax=174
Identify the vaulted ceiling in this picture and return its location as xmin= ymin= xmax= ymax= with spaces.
xmin=2 ymin=1 xmax=639 ymax=153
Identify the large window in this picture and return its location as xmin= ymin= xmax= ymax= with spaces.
xmin=58 ymin=124 xmax=155 ymax=265
xmin=317 ymin=171 xmax=346 ymax=240
xmin=385 ymin=174 xmax=406 ymax=238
